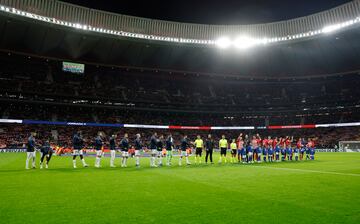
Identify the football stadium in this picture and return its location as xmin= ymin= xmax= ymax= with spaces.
xmin=0 ymin=0 xmax=360 ymax=223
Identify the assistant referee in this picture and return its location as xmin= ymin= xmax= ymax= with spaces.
xmin=194 ymin=135 xmax=204 ymax=164
xmin=218 ymin=135 xmax=228 ymax=164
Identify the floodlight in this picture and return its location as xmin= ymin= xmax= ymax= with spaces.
xmin=322 ymin=24 xmax=341 ymax=33
xmin=234 ymin=36 xmax=258 ymax=49
xmin=216 ymin=37 xmax=231 ymax=49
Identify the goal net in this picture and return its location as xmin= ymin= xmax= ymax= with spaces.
xmin=338 ymin=141 xmax=360 ymax=152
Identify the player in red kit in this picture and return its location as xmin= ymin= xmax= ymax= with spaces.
xmin=308 ymin=138 xmax=316 ymax=160
xmin=237 ymin=137 xmax=244 ymax=163
xmin=267 ymin=136 xmax=273 ymax=162
xmin=256 ymin=134 xmax=262 ymax=163
xmin=272 ymin=137 xmax=278 ymax=161
xmin=306 ymin=138 xmax=312 ymax=160
xmin=297 ymin=138 xmax=303 ymax=160
xmin=286 ymin=136 xmax=293 ymax=161
xmin=280 ymin=137 xmax=286 ymax=161
xmin=262 ymin=137 xmax=268 ymax=162
xmin=249 ymin=136 xmax=257 ymax=163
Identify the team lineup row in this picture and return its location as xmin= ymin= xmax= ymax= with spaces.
xmin=24 ymin=131 xmax=316 ymax=169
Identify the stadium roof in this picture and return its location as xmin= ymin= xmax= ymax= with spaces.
xmin=1 ymin=0 xmax=360 ymax=46
xmin=61 ymin=0 xmax=350 ymax=25
xmin=0 ymin=0 xmax=360 ymax=78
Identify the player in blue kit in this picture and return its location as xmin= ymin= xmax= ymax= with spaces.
xmin=149 ymin=133 xmax=159 ymax=167
xmin=274 ymin=144 xmax=280 ymax=162
xmin=243 ymin=135 xmax=250 ymax=163
xmin=40 ymin=140 xmax=53 ymax=169
xmin=308 ymin=139 xmax=315 ymax=160
xmin=241 ymin=147 xmax=247 ymax=163
xmin=294 ymin=147 xmax=299 ymax=161
xmin=281 ymin=146 xmax=286 ymax=161
xmin=72 ymin=131 xmax=88 ymax=169
xmin=120 ymin=133 xmax=129 ymax=167
xmin=94 ymin=133 xmax=103 ymax=168
xmin=165 ymin=134 xmax=174 ymax=166
xmin=287 ymin=147 xmax=293 ymax=161
xmin=300 ymin=147 xmax=305 ymax=160
xmin=310 ymin=148 xmax=315 ymax=160
xmin=305 ymin=138 xmax=311 ymax=160
xmin=262 ymin=146 xmax=268 ymax=162
xmin=247 ymin=145 xmax=253 ymax=163
xmin=26 ymin=132 xmax=37 ymax=169
xmin=109 ymin=134 xmax=117 ymax=168
xmin=179 ymin=135 xmax=191 ymax=166
xmin=256 ymin=146 xmax=262 ymax=163
xmin=134 ymin=133 xmax=142 ymax=167
xmin=156 ymin=135 xmax=164 ymax=167
xmin=268 ymin=145 xmax=274 ymax=162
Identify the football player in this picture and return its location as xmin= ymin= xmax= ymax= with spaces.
xmin=165 ymin=134 xmax=174 ymax=166
xmin=94 ymin=133 xmax=103 ymax=168
xmin=109 ymin=134 xmax=117 ymax=168
xmin=179 ymin=135 xmax=191 ymax=166
xmin=72 ymin=131 xmax=88 ymax=168
xmin=25 ymin=132 xmax=37 ymax=169
xmin=149 ymin=133 xmax=159 ymax=167
xmin=157 ymin=135 xmax=164 ymax=167
xmin=134 ymin=133 xmax=142 ymax=167
xmin=237 ymin=136 xmax=245 ymax=163
xmin=120 ymin=133 xmax=130 ymax=167
xmin=40 ymin=140 xmax=53 ymax=169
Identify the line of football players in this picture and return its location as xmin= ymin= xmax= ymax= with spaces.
xmin=25 ymin=131 xmax=316 ymax=169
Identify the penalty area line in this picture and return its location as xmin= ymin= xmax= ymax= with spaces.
xmin=250 ymin=165 xmax=360 ymax=177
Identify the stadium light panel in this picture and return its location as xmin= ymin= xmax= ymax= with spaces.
xmin=322 ymin=24 xmax=341 ymax=33
xmin=216 ymin=37 xmax=232 ymax=49
xmin=74 ymin=23 xmax=82 ymax=29
xmin=234 ymin=36 xmax=259 ymax=49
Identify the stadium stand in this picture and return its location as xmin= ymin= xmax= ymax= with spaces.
xmin=0 ymin=52 xmax=360 ymax=149
xmin=0 ymin=1 xmax=360 ymax=151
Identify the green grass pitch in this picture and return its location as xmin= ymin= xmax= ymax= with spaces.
xmin=0 ymin=153 xmax=359 ymax=224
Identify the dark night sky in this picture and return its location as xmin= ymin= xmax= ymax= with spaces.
xmin=62 ymin=0 xmax=351 ymax=25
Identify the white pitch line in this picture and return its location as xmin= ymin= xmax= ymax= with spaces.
xmin=251 ymin=165 xmax=360 ymax=177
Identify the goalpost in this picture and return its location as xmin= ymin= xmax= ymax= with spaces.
xmin=338 ymin=141 xmax=360 ymax=152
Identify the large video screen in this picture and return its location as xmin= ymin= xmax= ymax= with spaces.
xmin=62 ymin=62 xmax=85 ymax=74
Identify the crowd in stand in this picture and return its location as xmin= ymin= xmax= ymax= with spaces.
xmin=0 ymin=53 xmax=360 ymax=150
xmin=1 ymin=123 xmax=360 ymax=150
xmin=0 ymin=53 xmax=360 ymax=113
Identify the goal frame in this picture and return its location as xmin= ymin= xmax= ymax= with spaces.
xmin=338 ymin=141 xmax=360 ymax=152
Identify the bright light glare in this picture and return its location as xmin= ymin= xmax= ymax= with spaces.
xmin=322 ymin=24 xmax=341 ymax=33
xmin=234 ymin=36 xmax=259 ymax=49
xmin=216 ymin=37 xmax=231 ymax=49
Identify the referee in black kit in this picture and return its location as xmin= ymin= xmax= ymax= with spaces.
xmin=205 ymin=134 xmax=214 ymax=164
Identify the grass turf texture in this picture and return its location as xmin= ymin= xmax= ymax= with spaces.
xmin=0 ymin=153 xmax=359 ymax=224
